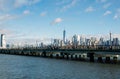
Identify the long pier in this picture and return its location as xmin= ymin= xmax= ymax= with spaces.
xmin=0 ymin=48 xmax=120 ymax=64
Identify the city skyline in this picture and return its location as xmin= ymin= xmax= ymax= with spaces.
xmin=0 ymin=0 xmax=120 ymax=43
xmin=3 ymin=30 xmax=120 ymax=48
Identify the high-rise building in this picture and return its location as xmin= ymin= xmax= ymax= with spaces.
xmin=72 ymin=35 xmax=79 ymax=46
xmin=110 ymin=32 xmax=112 ymax=46
xmin=113 ymin=38 xmax=119 ymax=46
xmin=1 ymin=34 xmax=6 ymax=48
xmin=80 ymin=36 xmax=85 ymax=45
xmin=98 ymin=37 xmax=104 ymax=45
xmin=85 ymin=39 xmax=91 ymax=46
xmin=63 ymin=30 xmax=66 ymax=44
xmin=53 ymin=39 xmax=61 ymax=47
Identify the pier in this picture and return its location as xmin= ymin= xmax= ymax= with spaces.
xmin=0 ymin=46 xmax=120 ymax=64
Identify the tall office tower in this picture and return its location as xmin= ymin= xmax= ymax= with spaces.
xmin=63 ymin=30 xmax=66 ymax=44
xmin=72 ymin=35 xmax=79 ymax=46
xmin=99 ymin=37 xmax=104 ymax=45
xmin=1 ymin=34 xmax=6 ymax=48
xmin=109 ymin=32 xmax=112 ymax=46
xmin=113 ymin=38 xmax=119 ymax=46
xmin=80 ymin=36 xmax=85 ymax=45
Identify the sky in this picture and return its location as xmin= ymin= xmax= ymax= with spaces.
xmin=0 ymin=0 xmax=120 ymax=44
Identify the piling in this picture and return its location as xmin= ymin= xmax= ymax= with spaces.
xmin=75 ymin=55 xmax=78 ymax=60
xmin=50 ymin=54 xmax=53 ymax=58
xmin=105 ymin=57 xmax=111 ymax=63
xmin=97 ymin=57 xmax=103 ymax=63
xmin=42 ymin=51 xmax=46 ymax=57
xmin=78 ymin=55 xmax=81 ymax=60
xmin=56 ymin=54 xmax=59 ymax=58
xmin=70 ymin=55 xmax=73 ymax=60
xmin=66 ymin=54 xmax=69 ymax=59
xmin=113 ymin=56 xmax=118 ymax=64
xmin=87 ymin=53 xmax=94 ymax=62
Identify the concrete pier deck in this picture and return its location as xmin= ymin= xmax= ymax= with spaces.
xmin=0 ymin=48 xmax=120 ymax=64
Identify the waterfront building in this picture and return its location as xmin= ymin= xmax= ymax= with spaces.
xmin=0 ymin=34 xmax=6 ymax=48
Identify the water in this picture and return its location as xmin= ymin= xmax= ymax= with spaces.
xmin=0 ymin=54 xmax=120 ymax=79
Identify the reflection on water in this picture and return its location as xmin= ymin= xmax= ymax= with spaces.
xmin=0 ymin=54 xmax=120 ymax=79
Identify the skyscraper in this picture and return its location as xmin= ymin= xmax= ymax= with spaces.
xmin=1 ymin=34 xmax=6 ymax=48
xmin=113 ymin=38 xmax=119 ymax=46
xmin=110 ymin=32 xmax=112 ymax=46
xmin=63 ymin=30 xmax=66 ymax=43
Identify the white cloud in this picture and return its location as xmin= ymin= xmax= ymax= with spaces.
xmin=103 ymin=10 xmax=111 ymax=16
xmin=60 ymin=0 xmax=79 ymax=12
xmin=0 ymin=0 xmax=41 ymax=11
xmin=40 ymin=12 xmax=47 ymax=16
xmin=23 ymin=10 xmax=30 ymax=15
xmin=114 ymin=9 xmax=120 ymax=20
xmin=103 ymin=3 xmax=111 ymax=9
xmin=51 ymin=18 xmax=62 ymax=25
xmin=85 ymin=6 xmax=95 ymax=12
xmin=0 ymin=14 xmax=18 ymax=21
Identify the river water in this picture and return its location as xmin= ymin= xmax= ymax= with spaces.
xmin=0 ymin=54 xmax=120 ymax=79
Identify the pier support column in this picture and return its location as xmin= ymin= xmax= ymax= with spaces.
xmin=56 ymin=54 xmax=59 ymax=58
xmin=87 ymin=53 xmax=94 ymax=62
xmin=66 ymin=54 xmax=69 ymax=59
xmin=79 ymin=55 xmax=81 ymax=60
xmin=50 ymin=54 xmax=53 ymax=58
xmin=113 ymin=57 xmax=118 ymax=64
xmin=21 ymin=51 xmax=24 ymax=55
xmin=75 ymin=55 xmax=78 ymax=60
xmin=60 ymin=52 xmax=64 ymax=59
xmin=70 ymin=55 xmax=73 ymax=60
xmin=105 ymin=57 xmax=111 ymax=63
xmin=42 ymin=51 xmax=46 ymax=57
xmin=97 ymin=57 xmax=103 ymax=63
xmin=62 ymin=55 xmax=65 ymax=59
xmin=62 ymin=55 xmax=64 ymax=59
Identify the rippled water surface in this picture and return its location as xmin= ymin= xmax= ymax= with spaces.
xmin=0 ymin=54 xmax=120 ymax=79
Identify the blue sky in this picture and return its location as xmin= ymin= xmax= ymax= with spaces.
xmin=0 ymin=0 xmax=120 ymax=43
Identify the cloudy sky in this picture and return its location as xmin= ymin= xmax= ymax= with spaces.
xmin=0 ymin=0 xmax=120 ymax=44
